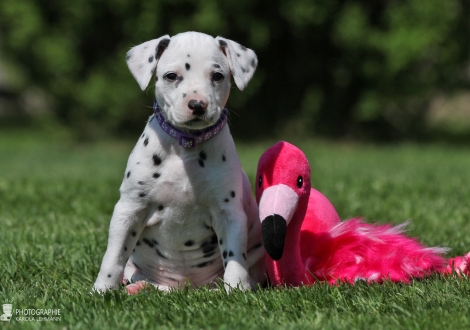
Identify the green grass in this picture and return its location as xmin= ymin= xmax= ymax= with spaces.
xmin=1 ymin=128 xmax=470 ymax=329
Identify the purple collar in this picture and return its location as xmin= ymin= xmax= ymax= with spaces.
xmin=153 ymin=99 xmax=228 ymax=148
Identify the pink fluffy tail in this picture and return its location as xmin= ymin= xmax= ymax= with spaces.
xmin=301 ymin=219 xmax=469 ymax=284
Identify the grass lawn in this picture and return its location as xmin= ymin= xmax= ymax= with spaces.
xmin=1 ymin=127 xmax=470 ymax=329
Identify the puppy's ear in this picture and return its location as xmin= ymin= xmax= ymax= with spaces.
xmin=126 ymin=35 xmax=171 ymax=90
xmin=215 ymin=36 xmax=258 ymax=91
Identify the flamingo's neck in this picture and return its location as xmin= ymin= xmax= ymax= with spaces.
xmin=270 ymin=195 xmax=311 ymax=286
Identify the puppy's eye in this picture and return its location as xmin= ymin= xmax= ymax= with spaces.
xmin=164 ymin=72 xmax=178 ymax=81
xmin=212 ymin=72 xmax=224 ymax=82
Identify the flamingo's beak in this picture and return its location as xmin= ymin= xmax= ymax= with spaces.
xmin=259 ymin=184 xmax=299 ymax=260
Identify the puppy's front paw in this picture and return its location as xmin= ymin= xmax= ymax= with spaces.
xmin=92 ymin=280 xmax=119 ymax=293
xmin=223 ymin=262 xmax=251 ymax=292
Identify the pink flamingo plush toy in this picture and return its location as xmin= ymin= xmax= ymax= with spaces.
xmin=256 ymin=141 xmax=470 ymax=286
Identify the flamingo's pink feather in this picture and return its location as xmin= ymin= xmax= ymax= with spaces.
xmin=301 ymin=218 xmax=450 ymax=284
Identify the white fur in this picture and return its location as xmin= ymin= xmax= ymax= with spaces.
xmin=92 ymin=32 xmax=264 ymax=293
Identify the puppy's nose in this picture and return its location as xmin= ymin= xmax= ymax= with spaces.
xmin=188 ymin=99 xmax=207 ymax=116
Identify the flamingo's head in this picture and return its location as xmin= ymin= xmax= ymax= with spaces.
xmin=256 ymin=141 xmax=311 ymax=260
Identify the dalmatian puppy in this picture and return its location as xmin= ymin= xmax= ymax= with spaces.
xmin=92 ymin=32 xmax=265 ymax=294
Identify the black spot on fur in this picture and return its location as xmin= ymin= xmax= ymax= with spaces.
xmin=141 ymin=133 xmax=145 ymax=138
xmin=224 ymin=262 xmax=227 ymax=268
xmin=136 ymin=241 xmax=141 ymax=246
xmin=185 ymin=63 xmax=190 ymax=70
xmin=143 ymin=238 xmax=155 ymax=248
xmin=241 ymin=67 xmax=247 ymax=73
xmin=153 ymin=172 xmax=161 ymax=179
xmin=236 ymin=53 xmax=240 ymax=57
xmin=107 ymin=274 xmax=112 ymax=278
xmin=126 ymin=54 xmax=131 ymax=61
xmin=127 ymin=171 xmax=131 ymax=178
xmin=183 ymin=93 xmax=186 ymax=98
xmin=202 ymin=243 xmax=217 ymax=254
xmin=229 ymin=251 xmax=234 ymax=257
xmin=239 ymin=44 xmax=248 ymax=51
xmin=156 ymin=249 xmax=167 ymax=259
xmin=219 ymin=40 xmax=227 ymax=47
xmin=133 ymin=248 xmax=135 ymax=252
xmin=185 ymin=240 xmax=194 ymax=247
xmin=210 ymin=234 xmax=218 ymax=244
xmin=222 ymin=155 xmax=226 ymax=162
xmin=204 ymin=252 xmax=216 ymax=258
xmin=243 ymin=253 xmax=246 ymax=260
xmin=195 ymin=260 xmax=214 ymax=268
xmin=231 ymin=191 xmax=236 ymax=198
xmin=250 ymin=58 xmax=257 ymax=68
xmin=213 ymin=64 xmax=221 ymax=69
xmin=124 ymin=247 xmax=127 ymax=251
xmin=198 ymin=151 xmax=206 ymax=167
xmin=187 ymin=54 xmax=190 ymax=57
xmin=138 ymin=181 xmax=145 ymax=185
xmin=223 ymin=250 xmax=228 ymax=259
xmin=155 ymin=38 xmax=170 ymax=59
xmin=153 ymin=154 xmax=162 ymax=166
xmin=224 ymin=198 xmax=229 ymax=203
xmin=139 ymin=192 xmax=146 ymax=198
xmin=152 ymin=239 xmax=158 ymax=245
xmin=193 ymin=90 xmax=197 ymax=94
xmin=144 ymin=137 xmax=149 ymax=146
xmin=219 ymin=239 xmax=223 ymax=245
xmin=131 ymin=231 xmax=136 ymax=237
xmin=148 ymin=56 xmax=154 ymax=63
xmin=199 ymin=151 xmax=207 ymax=160
xmin=158 ymin=205 xmax=164 ymax=211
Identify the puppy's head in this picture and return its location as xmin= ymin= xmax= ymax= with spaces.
xmin=126 ymin=31 xmax=258 ymax=131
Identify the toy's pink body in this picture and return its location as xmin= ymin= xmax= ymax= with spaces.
xmin=256 ymin=141 xmax=469 ymax=287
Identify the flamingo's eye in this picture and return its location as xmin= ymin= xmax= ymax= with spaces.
xmin=258 ymin=176 xmax=262 ymax=188
xmin=297 ymin=176 xmax=303 ymax=189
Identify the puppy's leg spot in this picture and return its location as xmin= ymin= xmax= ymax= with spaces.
xmin=222 ymin=154 xmax=226 ymax=162
xmin=223 ymin=250 xmax=228 ymax=259
xmin=124 ymin=246 xmax=128 ymax=251
xmin=230 ymin=191 xmax=236 ymax=198
xmin=185 ymin=63 xmax=190 ymax=70
xmin=219 ymin=238 xmax=223 ymax=245
xmin=127 ymin=171 xmax=131 ymax=178
xmin=224 ymin=198 xmax=229 ymax=203
xmin=131 ymin=231 xmax=137 ymax=237
xmin=144 ymin=137 xmax=149 ymax=146
xmin=183 ymin=93 xmax=186 ymax=98
xmin=228 ymin=251 xmax=234 ymax=257
xmin=107 ymin=274 xmax=112 ymax=278
xmin=153 ymin=172 xmax=161 ymax=179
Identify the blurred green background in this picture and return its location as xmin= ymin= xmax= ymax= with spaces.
xmin=0 ymin=0 xmax=469 ymax=142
